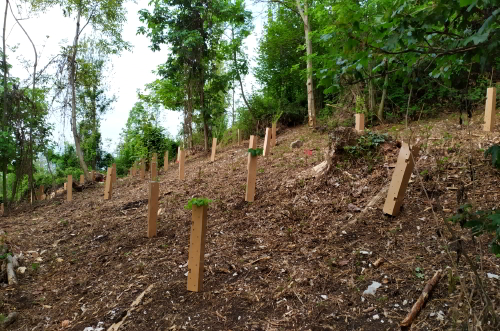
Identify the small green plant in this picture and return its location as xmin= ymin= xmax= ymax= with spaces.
xmin=448 ymin=204 xmax=500 ymax=254
xmin=0 ymin=314 xmax=6 ymax=323
xmin=248 ymin=148 xmax=263 ymax=156
xmin=184 ymin=197 xmax=213 ymax=210
xmin=31 ymin=263 xmax=40 ymax=271
xmin=354 ymin=95 xmax=367 ymax=114
xmin=485 ymin=145 xmax=500 ymax=169
xmin=344 ymin=130 xmax=387 ymax=156
xmin=415 ymin=267 xmax=425 ymax=279
xmin=258 ymin=168 xmax=265 ymax=173
xmin=273 ymin=110 xmax=283 ymax=124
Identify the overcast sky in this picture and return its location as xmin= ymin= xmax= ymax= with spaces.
xmin=3 ymin=0 xmax=265 ymax=154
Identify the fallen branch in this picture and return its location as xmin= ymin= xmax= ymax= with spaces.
xmin=7 ymin=255 xmax=18 ymax=285
xmin=343 ymin=183 xmax=390 ymax=230
xmin=107 ymin=284 xmax=154 ymax=331
xmin=400 ymin=269 xmax=442 ymax=328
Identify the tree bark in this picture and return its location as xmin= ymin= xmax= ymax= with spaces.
xmin=377 ymin=60 xmax=388 ymax=121
xmin=296 ymin=0 xmax=316 ymax=127
xmin=2 ymin=0 xmax=9 ymax=215
xmin=69 ymin=7 xmax=90 ymax=180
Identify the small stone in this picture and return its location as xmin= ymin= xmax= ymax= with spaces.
xmin=320 ymin=295 xmax=328 ymax=300
xmin=17 ymin=267 xmax=26 ymax=274
xmin=61 ymin=320 xmax=70 ymax=327
xmin=373 ymin=314 xmax=380 ymax=320
xmin=290 ymin=140 xmax=303 ymax=149
xmin=56 ymin=258 xmax=64 ymax=263
xmin=348 ymin=203 xmax=362 ymax=212
xmin=403 ymin=300 xmax=408 ymax=305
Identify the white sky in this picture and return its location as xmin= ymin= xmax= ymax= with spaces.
xmin=3 ymin=0 xmax=266 ymax=154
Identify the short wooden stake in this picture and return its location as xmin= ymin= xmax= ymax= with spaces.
xmin=140 ymin=159 xmax=145 ymax=180
xmin=132 ymin=162 xmax=137 ymax=177
xmin=383 ymin=143 xmax=420 ymax=216
xmin=164 ymin=151 xmax=168 ymax=171
xmin=263 ymin=128 xmax=271 ymax=156
xmin=38 ymin=185 xmax=44 ymax=200
xmin=179 ymin=149 xmax=186 ymax=180
xmin=177 ymin=146 xmax=180 ymax=162
xmin=147 ymin=181 xmax=159 ymax=238
xmin=247 ymin=135 xmax=257 ymax=170
xmin=484 ymin=87 xmax=496 ymax=132
xmin=64 ymin=182 xmax=67 ymax=190
xmin=67 ymin=175 xmax=72 ymax=201
xmin=187 ymin=204 xmax=208 ymax=292
xmin=210 ymin=138 xmax=217 ymax=162
xmin=104 ymin=167 xmax=113 ymax=200
xmin=271 ymin=122 xmax=277 ymax=147
xmin=80 ymin=174 xmax=84 ymax=185
xmin=237 ymin=129 xmax=240 ymax=145
xmin=355 ymin=113 xmax=365 ymax=133
xmin=151 ymin=153 xmax=158 ymax=180
xmin=246 ymin=144 xmax=258 ymax=202
xmin=112 ymin=163 xmax=117 ymax=184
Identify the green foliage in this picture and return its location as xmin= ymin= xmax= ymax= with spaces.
xmin=184 ymin=198 xmax=213 ymax=210
xmin=415 ymin=267 xmax=425 ymax=279
xmin=485 ymin=145 xmax=500 ymax=169
xmin=248 ymin=148 xmax=263 ymax=157
xmin=344 ymin=131 xmax=387 ymax=156
xmin=448 ymin=204 xmax=500 ymax=255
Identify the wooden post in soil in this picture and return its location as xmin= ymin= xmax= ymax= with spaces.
xmin=151 ymin=153 xmax=158 ymax=180
xmin=64 ymin=182 xmax=67 ymax=190
xmin=246 ymin=142 xmax=259 ymax=203
xmin=210 ymin=138 xmax=217 ymax=162
xmin=112 ymin=163 xmax=117 ymax=184
xmin=247 ymin=135 xmax=257 ymax=170
xmin=177 ymin=146 xmax=180 ymax=162
xmin=80 ymin=174 xmax=84 ymax=185
xmin=91 ymin=170 xmax=96 ymax=181
xmin=263 ymin=128 xmax=271 ymax=157
xmin=164 ymin=151 xmax=168 ymax=171
xmin=67 ymin=175 xmax=73 ymax=201
xmin=147 ymin=181 xmax=159 ymax=238
xmin=484 ymin=87 xmax=496 ymax=132
xmin=140 ymin=159 xmax=146 ymax=180
xmin=271 ymin=122 xmax=277 ymax=147
xmin=179 ymin=149 xmax=186 ymax=180
xmin=237 ymin=129 xmax=240 ymax=145
xmin=355 ymin=113 xmax=365 ymax=133
xmin=37 ymin=185 xmax=44 ymax=200
xmin=383 ymin=143 xmax=420 ymax=216
xmin=104 ymin=167 xmax=113 ymax=200
xmin=187 ymin=204 xmax=208 ymax=292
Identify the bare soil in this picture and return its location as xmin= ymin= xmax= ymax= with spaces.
xmin=1 ymin=111 xmax=500 ymax=331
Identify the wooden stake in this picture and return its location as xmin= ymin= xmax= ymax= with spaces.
xmin=247 ymin=135 xmax=258 ymax=170
xmin=210 ymin=137 xmax=217 ymax=162
xmin=271 ymin=122 xmax=277 ymax=147
xmin=112 ymin=163 xmax=117 ymax=184
xmin=355 ymin=113 xmax=365 ymax=133
xmin=140 ymin=159 xmax=145 ymax=180
xmin=187 ymin=204 xmax=208 ymax=292
xmin=80 ymin=174 xmax=84 ymax=185
xmin=37 ymin=185 xmax=44 ymax=200
xmin=151 ymin=153 xmax=158 ymax=180
xmin=67 ymin=175 xmax=72 ymax=201
xmin=104 ymin=167 xmax=113 ymax=200
xmin=263 ymin=128 xmax=271 ymax=156
xmin=177 ymin=146 xmax=180 ymax=162
xmin=147 ymin=181 xmax=159 ymax=238
xmin=383 ymin=143 xmax=420 ymax=216
xmin=246 ymin=147 xmax=258 ymax=202
xmin=484 ymin=87 xmax=496 ymax=132
xmin=179 ymin=149 xmax=186 ymax=180
xmin=164 ymin=151 xmax=168 ymax=171
xmin=64 ymin=182 xmax=67 ymax=190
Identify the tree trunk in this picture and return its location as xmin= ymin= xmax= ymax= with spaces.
xmin=368 ymin=62 xmax=376 ymax=112
xmin=297 ymin=0 xmax=316 ymax=127
xmin=377 ymin=61 xmax=388 ymax=121
xmin=2 ymin=0 xmax=9 ymax=215
xmin=187 ymin=80 xmax=194 ymax=149
xmin=69 ymin=7 xmax=90 ymax=180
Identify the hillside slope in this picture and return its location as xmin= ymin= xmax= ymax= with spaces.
xmin=1 ymin=113 xmax=500 ymax=331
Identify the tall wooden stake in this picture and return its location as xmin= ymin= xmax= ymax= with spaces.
xmin=80 ymin=174 xmax=84 ymax=185
xmin=210 ymin=138 xmax=217 ymax=162
xmin=147 ymin=181 xmax=159 ymax=238
xmin=383 ymin=143 xmax=420 ymax=216
xmin=112 ymin=163 xmax=117 ymax=184
xmin=484 ymin=87 xmax=496 ymax=132
xmin=67 ymin=175 xmax=73 ymax=201
xmin=247 ymin=135 xmax=257 ymax=170
xmin=263 ymin=128 xmax=271 ymax=156
xmin=164 ymin=151 xmax=168 ymax=171
xmin=140 ymin=159 xmax=145 ymax=180
xmin=187 ymin=205 xmax=208 ymax=292
xmin=151 ymin=153 xmax=158 ymax=180
xmin=104 ymin=167 xmax=113 ymax=200
xmin=237 ymin=129 xmax=240 ymax=145
xmin=179 ymin=149 xmax=186 ymax=180
xmin=246 ymin=142 xmax=258 ymax=202
xmin=355 ymin=113 xmax=365 ymax=133
xmin=271 ymin=122 xmax=277 ymax=147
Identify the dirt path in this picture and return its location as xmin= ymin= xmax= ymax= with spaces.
xmin=1 ymin=113 xmax=500 ymax=330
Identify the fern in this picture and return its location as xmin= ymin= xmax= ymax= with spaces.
xmin=485 ymin=145 xmax=500 ymax=169
xmin=184 ymin=198 xmax=213 ymax=210
xmin=248 ymin=148 xmax=263 ymax=157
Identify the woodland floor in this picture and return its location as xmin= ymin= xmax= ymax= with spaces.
xmin=1 ymin=111 xmax=500 ymax=331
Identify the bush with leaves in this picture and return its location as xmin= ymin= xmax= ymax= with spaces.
xmin=184 ymin=198 xmax=213 ymax=210
xmin=485 ymin=145 xmax=500 ymax=169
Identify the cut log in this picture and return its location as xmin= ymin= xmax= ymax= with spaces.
xmin=342 ymin=183 xmax=390 ymax=230
xmin=7 ymin=256 xmax=18 ymax=285
xmin=400 ymin=270 xmax=442 ymax=328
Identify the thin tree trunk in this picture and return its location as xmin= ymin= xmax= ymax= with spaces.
xmin=378 ymin=61 xmax=388 ymax=121
xmin=296 ymin=0 xmax=316 ymax=127
xmin=69 ymin=7 xmax=90 ymax=180
xmin=368 ymin=62 xmax=375 ymax=112
xmin=2 ymin=0 xmax=9 ymax=215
